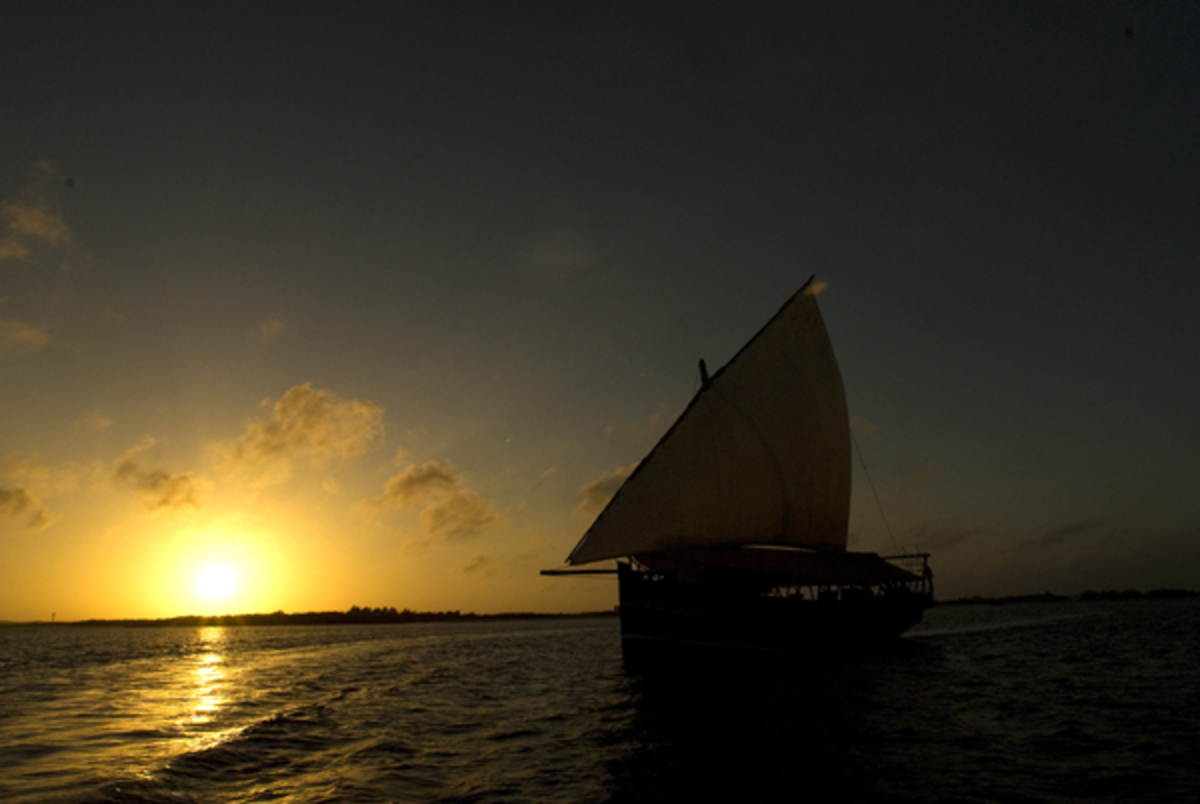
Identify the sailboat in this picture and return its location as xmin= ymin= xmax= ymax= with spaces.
xmin=543 ymin=277 xmax=933 ymax=655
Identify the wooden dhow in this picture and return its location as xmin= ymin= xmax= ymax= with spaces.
xmin=544 ymin=278 xmax=932 ymax=656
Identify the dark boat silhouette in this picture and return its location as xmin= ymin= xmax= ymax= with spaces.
xmin=545 ymin=278 xmax=932 ymax=656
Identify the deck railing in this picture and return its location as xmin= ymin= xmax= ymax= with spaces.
xmin=881 ymin=553 xmax=933 ymax=597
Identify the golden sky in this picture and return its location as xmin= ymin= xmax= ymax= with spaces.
xmin=2 ymin=3 xmax=1199 ymax=620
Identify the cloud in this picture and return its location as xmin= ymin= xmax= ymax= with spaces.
xmin=420 ymin=489 xmax=500 ymax=540
xmin=850 ymin=415 xmax=878 ymax=434
xmin=519 ymin=233 xmax=596 ymax=283
xmin=85 ymin=411 xmax=113 ymax=433
xmin=6 ymin=455 xmax=80 ymax=494
xmin=577 ymin=463 xmax=637 ymax=517
xmin=0 ymin=319 xmax=53 ymax=358
xmin=902 ymin=520 xmax=982 ymax=551
xmin=1029 ymin=519 xmax=1106 ymax=547
xmin=3 ymin=203 xmax=70 ymax=244
xmin=368 ymin=460 xmax=460 ymax=508
xmin=530 ymin=465 xmax=557 ymax=491
xmin=114 ymin=437 xmax=208 ymax=511
xmin=368 ymin=459 xmax=501 ymax=540
xmin=214 ymin=383 xmax=383 ymax=486
xmin=463 ymin=554 xmax=490 ymax=574
xmin=522 ymin=236 xmax=594 ymax=270
xmin=895 ymin=466 xmax=939 ymax=497
xmin=0 ymin=161 xmax=73 ymax=263
xmin=0 ymin=456 xmax=81 ymax=529
xmin=603 ymin=407 xmax=669 ymax=444
xmin=81 ymin=310 xmax=125 ymax=347
xmin=257 ymin=314 xmax=285 ymax=343
xmin=0 ymin=239 xmax=29 ymax=261
xmin=1 ymin=309 xmax=125 ymax=360
xmin=0 ymin=158 xmax=108 ymax=360
xmin=400 ymin=537 xmax=432 ymax=556
xmin=0 ymin=485 xmax=51 ymax=529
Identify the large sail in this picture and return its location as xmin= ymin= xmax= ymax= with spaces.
xmin=568 ymin=279 xmax=850 ymax=565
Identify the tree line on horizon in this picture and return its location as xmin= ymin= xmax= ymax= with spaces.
xmin=937 ymin=588 xmax=1198 ymax=606
xmin=49 ymin=605 xmax=617 ymax=628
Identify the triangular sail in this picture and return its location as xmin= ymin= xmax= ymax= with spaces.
xmin=568 ymin=279 xmax=850 ymax=565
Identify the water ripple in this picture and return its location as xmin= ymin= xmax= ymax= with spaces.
xmin=1 ymin=602 xmax=1197 ymax=802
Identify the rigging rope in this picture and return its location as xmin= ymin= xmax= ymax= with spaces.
xmin=852 ymin=431 xmax=901 ymax=555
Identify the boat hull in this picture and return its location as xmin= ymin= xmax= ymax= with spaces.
xmin=618 ymin=562 xmax=932 ymax=657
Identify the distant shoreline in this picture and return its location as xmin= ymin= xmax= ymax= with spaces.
xmin=3 ymin=588 xmax=1198 ymax=626
xmin=0 ymin=606 xmax=618 ymax=628
xmin=936 ymin=588 xmax=1198 ymax=606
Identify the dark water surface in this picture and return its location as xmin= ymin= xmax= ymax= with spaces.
xmin=1 ymin=599 xmax=1196 ymax=802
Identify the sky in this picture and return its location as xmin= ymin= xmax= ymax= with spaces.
xmin=2 ymin=1 xmax=1198 ymax=620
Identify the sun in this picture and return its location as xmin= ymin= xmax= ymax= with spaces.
xmin=196 ymin=564 xmax=239 ymax=601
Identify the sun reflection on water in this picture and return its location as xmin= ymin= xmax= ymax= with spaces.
xmin=188 ymin=627 xmax=228 ymax=727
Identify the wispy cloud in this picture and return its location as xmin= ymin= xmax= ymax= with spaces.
xmin=463 ymin=554 xmax=490 ymax=575
xmin=400 ymin=537 xmax=432 ymax=556
xmin=257 ymin=314 xmax=286 ymax=343
xmin=850 ymin=414 xmax=878 ymax=434
xmin=602 ymin=407 xmax=670 ymax=445
xmin=368 ymin=459 xmax=501 ymax=540
xmin=1029 ymin=519 xmax=1107 ymax=547
xmin=3 ymin=203 xmax=70 ymax=244
xmin=902 ymin=520 xmax=982 ymax=551
xmin=530 ymin=465 xmax=557 ymax=491
xmin=895 ymin=466 xmax=938 ymax=497
xmin=420 ymin=489 xmax=500 ymax=540
xmin=0 ymin=485 xmax=51 ymax=529
xmin=1 ymin=309 xmax=123 ymax=360
xmin=0 ymin=319 xmax=53 ymax=358
xmin=81 ymin=310 xmax=124 ymax=348
xmin=0 ymin=456 xmax=81 ymax=530
xmin=0 ymin=161 xmax=74 ymax=264
xmin=114 ymin=437 xmax=208 ymax=511
xmin=213 ymin=383 xmax=383 ymax=487
xmin=577 ymin=463 xmax=637 ymax=517
xmin=0 ymin=240 xmax=29 ymax=261
xmin=368 ymin=460 xmax=460 ymax=508
xmin=518 ymin=232 xmax=596 ymax=283
xmin=0 ymin=163 xmax=108 ymax=361
xmin=85 ymin=411 xmax=113 ymax=433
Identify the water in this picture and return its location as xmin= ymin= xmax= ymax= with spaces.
xmin=1 ymin=599 xmax=1196 ymax=803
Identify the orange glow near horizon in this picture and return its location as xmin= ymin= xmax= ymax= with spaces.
xmin=135 ymin=515 xmax=294 ymax=617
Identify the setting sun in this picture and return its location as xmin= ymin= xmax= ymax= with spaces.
xmin=196 ymin=564 xmax=239 ymax=601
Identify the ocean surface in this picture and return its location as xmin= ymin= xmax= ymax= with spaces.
xmin=1 ymin=598 xmax=1196 ymax=803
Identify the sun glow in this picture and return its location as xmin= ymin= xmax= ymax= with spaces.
xmin=196 ymin=564 xmax=239 ymax=601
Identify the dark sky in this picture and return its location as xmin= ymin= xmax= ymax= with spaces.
xmin=1 ymin=1 xmax=1198 ymax=618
